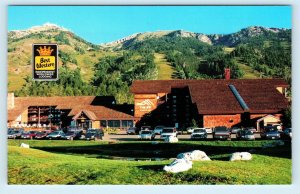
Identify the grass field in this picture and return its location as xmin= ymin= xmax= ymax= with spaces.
xmin=223 ymin=47 xmax=235 ymax=53
xmin=234 ymin=57 xmax=261 ymax=79
xmin=8 ymin=139 xmax=291 ymax=185
xmin=154 ymin=53 xmax=175 ymax=80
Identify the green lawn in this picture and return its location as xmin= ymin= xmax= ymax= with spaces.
xmin=8 ymin=140 xmax=291 ymax=185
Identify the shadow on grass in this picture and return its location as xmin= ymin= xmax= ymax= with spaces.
xmin=31 ymin=140 xmax=292 ymax=160
xmin=138 ymin=164 xmax=166 ymax=172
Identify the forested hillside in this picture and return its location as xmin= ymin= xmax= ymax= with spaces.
xmin=8 ymin=24 xmax=291 ymax=103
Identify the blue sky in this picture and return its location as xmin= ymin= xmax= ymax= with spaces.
xmin=8 ymin=6 xmax=291 ymax=44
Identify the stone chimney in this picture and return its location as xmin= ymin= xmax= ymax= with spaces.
xmin=224 ymin=68 xmax=231 ymax=80
xmin=7 ymin=93 xmax=15 ymax=110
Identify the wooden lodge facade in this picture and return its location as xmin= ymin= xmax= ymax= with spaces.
xmin=130 ymin=79 xmax=289 ymax=131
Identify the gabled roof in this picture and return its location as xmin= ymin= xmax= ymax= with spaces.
xmin=69 ymin=105 xmax=134 ymax=120
xmin=256 ymin=114 xmax=280 ymax=122
xmin=131 ymin=79 xmax=289 ymax=114
xmin=72 ymin=110 xmax=98 ymax=121
xmin=130 ymin=79 xmax=288 ymax=94
xmin=7 ymin=96 xmax=133 ymax=121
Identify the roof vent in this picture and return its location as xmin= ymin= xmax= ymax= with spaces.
xmin=229 ymin=84 xmax=249 ymax=111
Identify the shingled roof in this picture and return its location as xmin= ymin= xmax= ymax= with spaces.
xmin=7 ymin=96 xmax=133 ymax=121
xmin=131 ymin=79 xmax=289 ymax=114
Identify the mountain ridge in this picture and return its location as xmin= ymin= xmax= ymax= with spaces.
xmin=8 ymin=23 xmax=70 ymax=39
xmin=100 ymin=26 xmax=290 ymax=48
xmin=9 ymin=23 xmax=290 ymax=47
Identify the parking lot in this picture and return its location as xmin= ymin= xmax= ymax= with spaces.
xmin=105 ymin=133 xmax=263 ymax=141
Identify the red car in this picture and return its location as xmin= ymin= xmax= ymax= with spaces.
xmin=20 ymin=131 xmax=38 ymax=139
xmin=35 ymin=131 xmax=50 ymax=139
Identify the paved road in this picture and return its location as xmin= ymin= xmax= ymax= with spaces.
xmin=104 ymin=133 xmax=262 ymax=141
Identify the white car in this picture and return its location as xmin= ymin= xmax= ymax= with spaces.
xmin=187 ymin=127 xmax=194 ymax=134
xmin=205 ymin=128 xmax=213 ymax=134
xmin=191 ymin=128 xmax=207 ymax=140
xmin=161 ymin=127 xmax=177 ymax=139
xmin=153 ymin=126 xmax=165 ymax=135
xmin=139 ymin=130 xmax=155 ymax=140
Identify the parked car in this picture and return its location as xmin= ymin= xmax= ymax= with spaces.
xmin=261 ymin=127 xmax=281 ymax=140
xmin=205 ymin=128 xmax=213 ymax=134
xmin=213 ymin=126 xmax=231 ymax=140
xmin=269 ymin=124 xmax=283 ymax=131
xmin=84 ymin=128 xmax=104 ymax=140
xmin=68 ymin=127 xmax=83 ymax=133
xmin=230 ymin=127 xmax=241 ymax=134
xmin=61 ymin=131 xmax=82 ymax=140
xmin=186 ymin=127 xmax=194 ymax=134
xmin=139 ymin=130 xmax=155 ymax=140
xmin=7 ymin=130 xmax=23 ymax=139
xmin=141 ymin=126 xmax=152 ymax=131
xmin=21 ymin=131 xmax=37 ymax=139
xmin=161 ymin=127 xmax=177 ymax=139
xmin=8 ymin=128 xmax=15 ymax=134
xmin=190 ymin=128 xmax=207 ymax=140
xmin=35 ymin=131 xmax=49 ymax=139
xmin=236 ymin=129 xmax=255 ymax=140
xmin=46 ymin=131 xmax=65 ymax=140
xmin=245 ymin=127 xmax=257 ymax=133
xmin=127 ymin=127 xmax=137 ymax=135
xmin=7 ymin=131 xmax=21 ymax=139
xmin=153 ymin=126 xmax=165 ymax=135
xmin=281 ymin=128 xmax=292 ymax=139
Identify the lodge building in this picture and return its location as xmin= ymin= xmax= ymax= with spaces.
xmin=7 ymin=78 xmax=289 ymax=131
xmin=130 ymin=79 xmax=289 ymax=131
xmin=7 ymin=94 xmax=134 ymax=129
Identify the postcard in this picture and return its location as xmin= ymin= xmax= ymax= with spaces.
xmin=7 ymin=5 xmax=291 ymax=185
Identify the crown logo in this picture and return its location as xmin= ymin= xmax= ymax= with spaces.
xmin=36 ymin=46 xmax=54 ymax=56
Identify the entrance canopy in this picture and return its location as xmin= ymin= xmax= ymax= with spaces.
xmin=72 ymin=110 xmax=97 ymax=121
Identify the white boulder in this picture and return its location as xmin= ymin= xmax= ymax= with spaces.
xmin=230 ymin=152 xmax=252 ymax=161
xmin=177 ymin=152 xmax=193 ymax=161
xmin=164 ymin=136 xmax=178 ymax=143
xmin=177 ymin=150 xmax=211 ymax=161
xmin=163 ymin=158 xmax=192 ymax=173
xmin=20 ymin=143 xmax=30 ymax=149
xmin=190 ymin=150 xmax=211 ymax=161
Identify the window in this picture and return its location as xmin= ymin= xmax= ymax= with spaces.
xmin=108 ymin=120 xmax=120 ymax=128
xmin=173 ymin=96 xmax=177 ymax=99
xmin=122 ymin=120 xmax=134 ymax=127
xmin=100 ymin=120 xmax=107 ymax=127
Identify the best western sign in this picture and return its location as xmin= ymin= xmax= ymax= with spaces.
xmin=33 ymin=44 xmax=58 ymax=80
